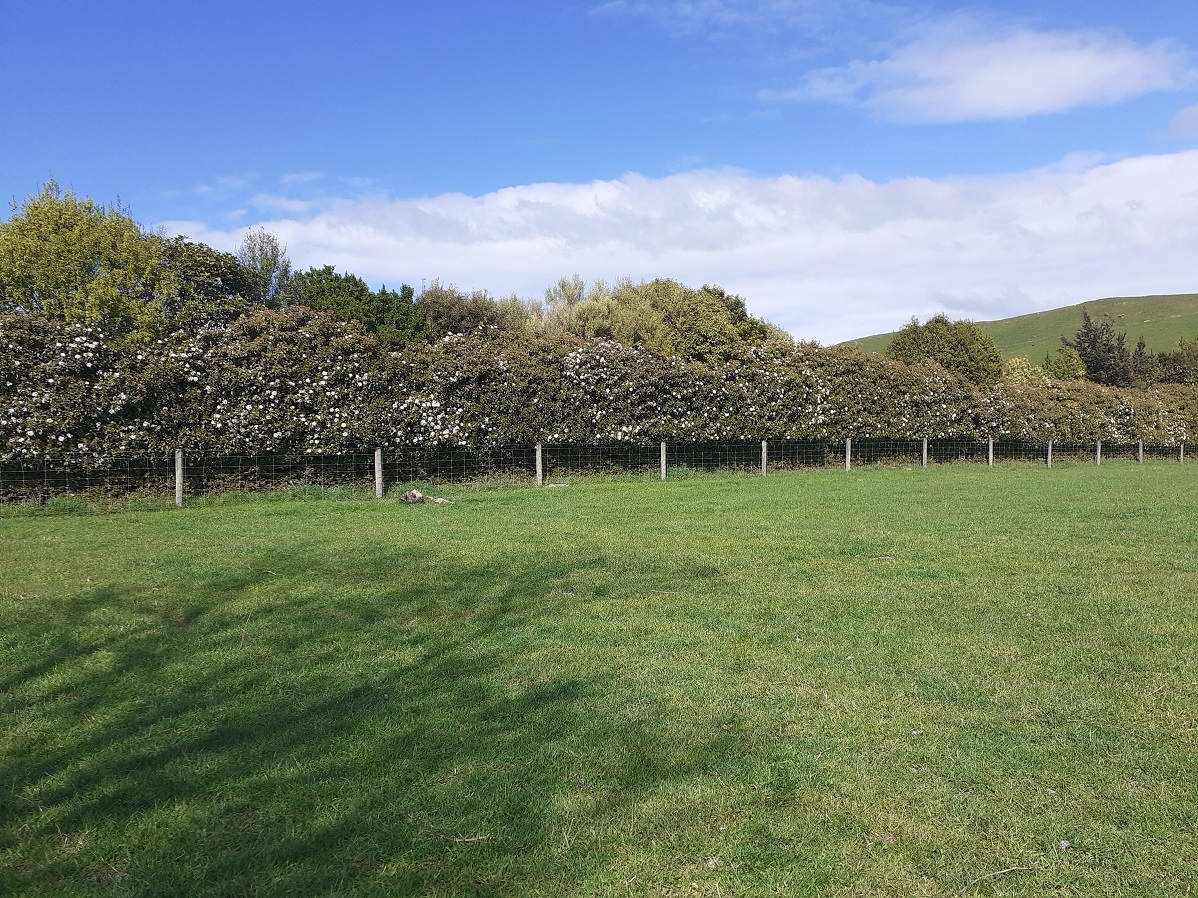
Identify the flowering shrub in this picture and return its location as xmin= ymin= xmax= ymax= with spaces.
xmin=3 ymin=309 xmax=1197 ymax=462
xmin=979 ymin=381 xmax=1191 ymax=444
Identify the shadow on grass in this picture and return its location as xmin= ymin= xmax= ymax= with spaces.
xmin=1 ymin=542 xmax=743 ymax=897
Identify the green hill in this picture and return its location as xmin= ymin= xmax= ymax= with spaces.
xmin=846 ymin=293 xmax=1198 ymax=360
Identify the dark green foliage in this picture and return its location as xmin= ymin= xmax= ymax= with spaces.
xmin=160 ymin=237 xmax=253 ymax=329
xmin=7 ymin=307 xmax=1198 ymax=462
xmin=284 ymin=265 xmax=425 ymax=348
xmin=885 ymin=314 xmax=1003 ymax=386
xmin=1062 ymin=309 xmax=1131 ymax=386
xmin=1131 ymin=332 xmax=1198 ymax=386
xmin=1158 ymin=335 xmax=1198 ymax=385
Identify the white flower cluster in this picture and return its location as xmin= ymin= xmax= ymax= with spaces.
xmin=2 ymin=311 xmax=1195 ymax=464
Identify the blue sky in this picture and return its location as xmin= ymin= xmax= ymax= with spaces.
xmin=3 ymin=0 xmax=1197 ymax=342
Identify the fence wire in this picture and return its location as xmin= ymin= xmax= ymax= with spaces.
xmin=0 ymin=454 xmax=176 ymax=503
xmin=544 ymin=444 xmax=659 ymax=479
xmin=186 ymin=452 xmax=377 ymax=495
xmin=0 ymin=439 xmax=1187 ymax=504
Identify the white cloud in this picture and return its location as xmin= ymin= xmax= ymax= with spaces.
xmin=789 ymin=25 xmax=1194 ymax=122
xmin=279 ymin=171 xmax=323 ymax=185
xmin=162 ymin=151 xmax=1198 ymax=345
xmin=1172 ymin=103 xmax=1198 ymax=138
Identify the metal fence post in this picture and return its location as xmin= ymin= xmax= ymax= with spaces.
xmin=175 ymin=449 xmax=184 ymax=507
xmin=845 ymin=438 xmax=852 ymax=472
xmin=1181 ymin=442 xmax=1186 ymax=464
xmin=761 ymin=440 xmax=768 ymax=477
xmin=1096 ymin=440 xmax=1102 ymax=466
xmin=660 ymin=441 xmax=667 ymax=481
xmin=536 ymin=443 xmax=544 ymax=486
xmin=1047 ymin=440 xmax=1053 ymax=468
xmin=921 ymin=436 xmax=928 ymax=469
xmin=1138 ymin=440 xmax=1143 ymax=464
xmin=988 ymin=438 xmax=994 ymax=468
xmin=374 ymin=447 xmax=384 ymax=498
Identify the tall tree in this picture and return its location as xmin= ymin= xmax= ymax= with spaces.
xmin=160 ymin=236 xmax=253 ymax=328
xmin=416 ymin=280 xmax=537 ymax=339
xmin=284 ymin=265 xmax=425 ymax=348
xmin=1155 ymin=333 xmax=1198 ymax=385
xmin=542 ymin=276 xmax=786 ymax=362
xmin=1062 ymin=310 xmax=1131 ymax=386
xmin=236 ymin=227 xmax=291 ymax=307
xmin=0 ymin=180 xmax=175 ymax=336
xmin=886 ymin=314 xmax=1003 ymax=386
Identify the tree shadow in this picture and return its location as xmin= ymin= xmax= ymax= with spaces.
xmin=1 ymin=541 xmax=748 ymax=896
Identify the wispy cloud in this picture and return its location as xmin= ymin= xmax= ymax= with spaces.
xmin=789 ymin=23 xmax=1195 ymax=122
xmin=280 ymin=171 xmax=323 ymax=185
xmin=1172 ymin=103 xmax=1198 ymax=138
xmin=162 ymin=151 xmax=1198 ymax=344
xmin=600 ymin=2 xmax=1195 ymax=122
xmin=249 ymin=194 xmax=318 ymax=215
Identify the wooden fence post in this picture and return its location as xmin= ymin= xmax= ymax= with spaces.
xmin=374 ymin=447 xmax=384 ymax=499
xmin=660 ymin=441 xmax=667 ymax=481
xmin=761 ymin=440 xmax=768 ymax=476
xmin=1047 ymin=440 xmax=1053 ymax=468
xmin=1096 ymin=440 xmax=1102 ymax=466
xmin=921 ymin=436 xmax=928 ymax=469
xmin=175 ymin=449 xmax=184 ymax=507
xmin=988 ymin=438 xmax=994 ymax=468
xmin=536 ymin=443 xmax=544 ymax=486
xmin=845 ymin=438 xmax=852 ymax=472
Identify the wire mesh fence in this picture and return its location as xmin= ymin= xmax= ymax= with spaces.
xmin=0 ymin=438 xmax=1187 ymax=505
xmin=184 ymin=452 xmax=378 ymax=496
xmin=0 ymin=454 xmax=177 ymax=504
xmin=389 ymin=446 xmax=538 ymax=483
xmin=543 ymin=443 xmax=661 ymax=480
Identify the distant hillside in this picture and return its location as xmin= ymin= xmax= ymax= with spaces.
xmin=847 ymin=293 xmax=1198 ymax=360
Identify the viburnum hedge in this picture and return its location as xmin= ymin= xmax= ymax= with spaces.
xmin=3 ymin=308 xmax=1197 ymax=462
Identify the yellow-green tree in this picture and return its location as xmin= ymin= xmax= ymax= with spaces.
xmin=0 ymin=180 xmax=175 ymax=337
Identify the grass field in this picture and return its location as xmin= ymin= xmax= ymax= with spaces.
xmin=2 ymin=464 xmax=1197 ymax=896
xmin=847 ymin=293 xmax=1198 ymax=359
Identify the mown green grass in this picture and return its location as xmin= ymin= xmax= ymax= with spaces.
xmin=2 ymin=464 xmax=1196 ymax=896
xmin=847 ymin=292 xmax=1198 ymax=359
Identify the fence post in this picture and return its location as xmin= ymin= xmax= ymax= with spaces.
xmin=761 ymin=440 xmax=768 ymax=476
xmin=1138 ymin=440 xmax=1143 ymax=464
xmin=988 ymin=438 xmax=994 ymax=468
xmin=1181 ymin=442 xmax=1186 ymax=464
xmin=1047 ymin=440 xmax=1053 ymax=468
xmin=175 ymin=449 xmax=184 ymax=507
xmin=660 ymin=441 xmax=667 ymax=481
xmin=1096 ymin=440 xmax=1102 ymax=466
xmin=845 ymin=438 xmax=852 ymax=472
xmin=921 ymin=436 xmax=928 ymax=469
xmin=374 ymin=447 xmax=384 ymax=499
xmin=535 ymin=443 xmax=544 ymax=486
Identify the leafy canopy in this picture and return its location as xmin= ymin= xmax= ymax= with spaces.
xmin=0 ymin=180 xmax=176 ymax=337
xmin=284 ymin=265 xmax=425 ymax=349
xmin=1062 ymin=309 xmax=1131 ymax=387
xmin=886 ymin=314 xmax=1003 ymax=386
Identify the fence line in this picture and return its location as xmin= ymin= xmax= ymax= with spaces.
xmin=0 ymin=438 xmax=1187 ymax=505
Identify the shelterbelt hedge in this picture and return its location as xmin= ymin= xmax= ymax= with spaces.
xmin=3 ymin=308 xmax=1197 ymax=461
